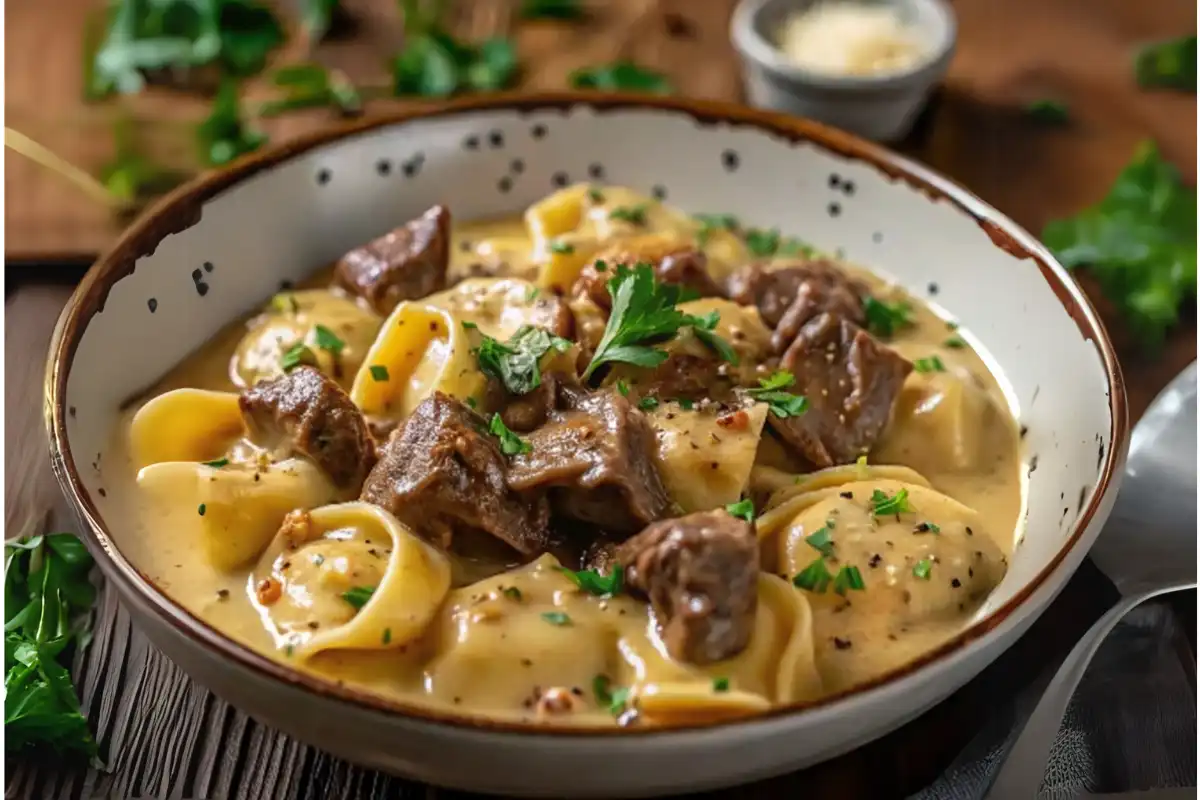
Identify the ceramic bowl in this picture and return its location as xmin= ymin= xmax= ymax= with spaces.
xmin=731 ymin=0 xmax=957 ymax=142
xmin=46 ymin=93 xmax=1126 ymax=798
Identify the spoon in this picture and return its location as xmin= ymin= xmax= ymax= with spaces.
xmin=986 ymin=362 xmax=1198 ymax=798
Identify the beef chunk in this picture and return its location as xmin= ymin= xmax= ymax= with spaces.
xmin=240 ymin=366 xmax=375 ymax=492
xmin=637 ymin=352 xmax=728 ymax=403
xmin=506 ymin=390 xmax=672 ymax=534
xmin=334 ymin=205 xmax=451 ymax=314
xmin=771 ymin=312 xmax=912 ymax=467
xmin=526 ymin=294 xmax=575 ymax=340
xmin=573 ymin=247 xmax=720 ymax=312
xmin=361 ymin=392 xmax=551 ymax=554
xmin=581 ymin=538 xmax=621 ymax=574
xmin=617 ymin=510 xmax=758 ymax=664
xmin=490 ymin=373 xmax=562 ymax=433
xmin=726 ymin=260 xmax=866 ymax=340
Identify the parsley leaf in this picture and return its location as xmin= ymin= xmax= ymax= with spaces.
xmin=341 ymin=586 xmax=375 ymax=610
xmin=280 ymin=342 xmax=318 ymax=372
xmin=792 ymin=558 xmax=834 ymax=593
xmin=1042 ymin=140 xmax=1196 ymax=348
xmin=912 ymin=355 xmax=946 ymax=373
xmin=541 ymin=611 xmax=572 ymax=626
xmin=592 ymin=674 xmax=631 ymax=716
xmin=863 ymin=297 xmax=914 ymax=339
xmin=725 ymin=498 xmax=755 ymax=522
xmin=260 ymin=63 xmax=361 ymax=118
xmin=694 ymin=213 xmax=739 ymax=247
xmin=637 ymin=396 xmax=660 ymax=411
xmin=583 ymin=264 xmax=688 ymax=379
xmin=1026 ymin=99 xmax=1069 ymax=124
xmin=489 ymin=414 xmax=532 ymax=456
xmin=833 ymin=565 xmax=865 ymax=595
xmin=804 ymin=527 xmax=834 ymax=557
xmin=1134 ymin=35 xmax=1196 ymax=91
xmin=570 ymin=61 xmax=673 ymax=93
xmin=686 ymin=310 xmax=739 ymax=365
xmin=196 ymin=79 xmax=268 ymax=167
xmin=912 ymin=558 xmax=933 ymax=580
xmin=712 ymin=677 xmax=730 ymax=692
xmin=742 ymin=227 xmax=815 ymax=258
xmin=521 ymin=0 xmax=584 ymax=19
xmin=609 ymin=205 xmax=648 ymax=225
xmin=870 ymin=488 xmax=912 ymax=517
xmin=202 ymin=458 xmax=229 ymax=468
xmin=746 ymin=371 xmax=808 ymax=418
xmin=369 ymin=365 xmax=390 ymax=382
xmin=474 ymin=325 xmax=572 ymax=395
xmin=392 ymin=5 xmax=519 ymax=99
xmin=5 ymin=534 xmax=98 ymax=757
xmin=313 ymin=324 xmax=345 ymax=356
xmin=558 ymin=564 xmax=623 ymax=596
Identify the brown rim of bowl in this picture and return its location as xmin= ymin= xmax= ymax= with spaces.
xmin=46 ymin=90 xmax=1128 ymax=738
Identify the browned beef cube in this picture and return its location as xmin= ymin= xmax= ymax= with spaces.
xmin=526 ymin=294 xmax=575 ymax=340
xmin=617 ymin=510 xmax=758 ymax=664
xmin=770 ymin=268 xmax=867 ymax=354
xmin=771 ymin=313 xmax=912 ymax=467
xmin=506 ymin=390 xmax=672 ymax=534
xmin=239 ymin=366 xmax=375 ymax=492
xmin=334 ymin=205 xmax=451 ymax=314
xmin=573 ymin=247 xmax=721 ymax=312
xmin=360 ymin=392 xmax=551 ymax=554
xmin=726 ymin=260 xmax=866 ymax=338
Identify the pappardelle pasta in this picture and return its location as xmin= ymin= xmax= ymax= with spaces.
xmin=112 ymin=185 xmax=1022 ymax=727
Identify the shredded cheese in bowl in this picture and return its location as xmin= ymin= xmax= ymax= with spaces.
xmin=777 ymin=2 xmax=928 ymax=77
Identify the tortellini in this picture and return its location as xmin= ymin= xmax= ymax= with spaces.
xmin=349 ymin=302 xmax=484 ymax=419
xmin=230 ymin=289 xmax=381 ymax=390
xmin=650 ymin=402 xmax=770 ymax=512
xmin=252 ymin=502 xmax=451 ymax=659
xmin=422 ymin=278 xmax=558 ymax=341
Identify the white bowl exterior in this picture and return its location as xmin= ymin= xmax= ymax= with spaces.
xmin=53 ymin=102 xmax=1122 ymax=796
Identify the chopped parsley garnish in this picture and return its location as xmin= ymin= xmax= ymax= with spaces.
xmin=549 ymin=240 xmax=575 ymax=255
xmin=502 ymin=586 xmax=523 ymax=601
xmin=746 ymin=371 xmax=808 ymax=418
xmin=678 ymin=398 xmax=695 ymax=410
xmin=369 ymin=364 xmax=390 ymax=381
xmin=558 ymin=564 xmax=623 ymax=596
xmin=197 ymin=503 xmax=207 ymax=516
xmin=804 ymin=527 xmax=834 ymax=557
xmin=833 ymin=565 xmax=865 ymax=595
xmin=688 ymin=309 xmax=740 ymax=364
xmin=461 ymin=320 xmax=479 ymax=330
xmin=541 ymin=611 xmax=572 ymax=626
xmin=792 ymin=558 xmax=834 ymax=593
xmin=615 ymin=379 xmax=630 ymax=396
xmin=871 ymin=488 xmax=912 ymax=517
xmin=694 ymin=213 xmax=739 ymax=247
xmin=280 ymin=342 xmax=318 ymax=372
xmin=944 ymin=336 xmax=966 ymax=349
xmin=741 ymin=227 xmax=814 ymax=258
xmin=465 ymin=396 xmax=478 ymax=409
xmin=584 ymin=264 xmax=734 ymax=380
xmin=592 ymin=674 xmax=632 ymax=716
xmin=712 ymin=677 xmax=730 ymax=692
xmin=1134 ymin=35 xmax=1196 ymax=91
xmin=912 ymin=355 xmax=947 ymax=373
xmin=863 ymin=297 xmax=914 ymax=339
xmin=637 ymin=396 xmax=660 ymax=411
xmin=270 ymin=293 xmax=300 ymax=314
xmin=1026 ymin=99 xmax=1069 ymax=124
xmin=488 ymin=414 xmax=532 ymax=456
xmin=202 ymin=458 xmax=230 ymax=468
xmin=608 ymin=204 xmax=648 ymax=225
xmin=313 ymin=324 xmax=345 ymax=355
xmin=913 ymin=559 xmax=933 ymax=580
xmin=341 ymin=586 xmax=375 ymax=610
xmin=521 ymin=0 xmax=584 ymax=19
xmin=725 ymin=498 xmax=755 ymax=522
xmin=1042 ymin=140 xmax=1196 ymax=348
xmin=914 ymin=521 xmax=941 ymax=534
xmin=588 ymin=187 xmax=606 ymax=204
xmin=382 ymin=627 xmax=392 ymax=644
xmin=475 ymin=325 xmax=572 ymax=395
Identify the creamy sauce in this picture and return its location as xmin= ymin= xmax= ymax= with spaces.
xmin=777 ymin=3 xmax=928 ymax=77
xmin=107 ymin=186 xmax=1022 ymax=727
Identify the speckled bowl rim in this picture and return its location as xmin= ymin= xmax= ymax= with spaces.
xmin=46 ymin=91 xmax=1127 ymax=738
xmin=730 ymin=0 xmax=958 ymax=91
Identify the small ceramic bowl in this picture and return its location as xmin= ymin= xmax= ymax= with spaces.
xmin=46 ymin=93 xmax=1125 ymax=798
xmin=731 ymin=0 xmax=957 ymax=142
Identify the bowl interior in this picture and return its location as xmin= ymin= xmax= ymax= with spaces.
xmin=51 ymin=97 xmax=1120 ymax=717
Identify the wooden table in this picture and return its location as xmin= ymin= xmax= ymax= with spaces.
xmin=5 ymin=0 xmax=1197 ymax=797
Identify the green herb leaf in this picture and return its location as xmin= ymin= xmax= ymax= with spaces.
xmin=489 ymin=414 xmax=532 ymax=456
xmin=754 ymin=370 xmax=794 ymax=391
xmin=740 ymin=227 xmax=815 ymax=259
xmin=475 ymin=325 xmax=572 ymax=395
xmin=746 ymin=372 xmax=808 ymax=418
xmin=1025 ymin=99 xmax=1070 ymax=124
xmin=792 ymin=558 xmax=834 ymax=593
xmin=914 ymin=521 xmax=941 ymax=534
xmin=541 ymin=611 xmax=572 ymax=626
xmin=1134 ymin=36 xmax=1196 ymax=91
xmin=912 ymin=355 xmax=946 ymax=373
xmin=637 ymin=396 xmax=660 ymax=411
xmin=313 ymin=324 xmax=345 ymax=356
xmin=685 ymin=310 xmax=739 ymax=365
xmin=592 ymin=674 xmax=631 ymax=716
xmin=280 ymin=342 xmax=318 ymax=372
xmin=271 ymin=293 xmax=300 ymax=314
xmin=804 ymin=527 xmax=834 ymax=557
xmin=198 ymin=503 xmax=207 ymax=516
xmin=300 ymin=0 xmax=340 ymax=40
xmin=584 ymin=264 xmax=696 ymax=380
xmin=341 ymin=586 xmax=375 ymax=610
xmin=871 ymin=488 xmax=912 ymax=517
xmin=201 ymin=458 xmax=229 ymax=468
xmin=912 ymin=558 xmax=933 ymax=580
xmin=944 ymin=336 xmax=966 ymax=349
xmin=465 ymin=38 xmax=519 ymax=91
xmin=393 ymin=26 xmax=519 ymax=98
xmin=197 ymin=79 xmax=268 ymax=167
xmin=549 ymin=240 xmax=575 ymax=255
xmin=570 ymin=61 xmax=673 ymax=93
xmin=694 ymin=213 xmax=739 ymax=247
xmin=712 ymin=677 xmax=730 ymax=692
xmin=833 ymin=565 xmax=865 ymax=594
xmin=1042 ymin=140 xmax=1196 ymax=348
xmin=502 ymin=586 xmax=522 ymax=601
xmin=521 ymin=0 xmax=584 ymax=20
xmin=558 ymin=564 xmax=624 ymax=596
xmin=369 ymin=365 xmax=390 ymax=382
xmin=725 ymin=498 xmax=755 ymax=522
xmin=863 ymin=297 xmax=914 ymax=339
xmin=609 ymin=204 xmax=648 ymax=225
xmin=382 ymin=627 xmax=392 ymax=644
xmin=260 ymin=63 xmax=361 ymax=117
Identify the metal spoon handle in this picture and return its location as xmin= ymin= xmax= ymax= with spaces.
xmin=985 ymin=586 xmax=1185 ymax=799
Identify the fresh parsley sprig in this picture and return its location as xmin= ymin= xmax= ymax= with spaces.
xmin=863 ymin=297 xmax=914 ymax=339
xmin=558 ymin=564 xmax=623 ymax=596
xmin=746 ymin=370 xmax=808 ymax=418
xmin=5 ymin=534 xmax=98 ymax=757
xmin=489 ymin=414 xmax=532 ymax=456
xmin=472 ymin=325 xmax=572 ymax=396
xmin=725 ymin=498 xmax=755 ymax=522
xmin=341 ymin=586 xmax=375 ymax=610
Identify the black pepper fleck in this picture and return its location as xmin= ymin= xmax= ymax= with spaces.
xmin=832 ymin=637 xmax=852 ymax=650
